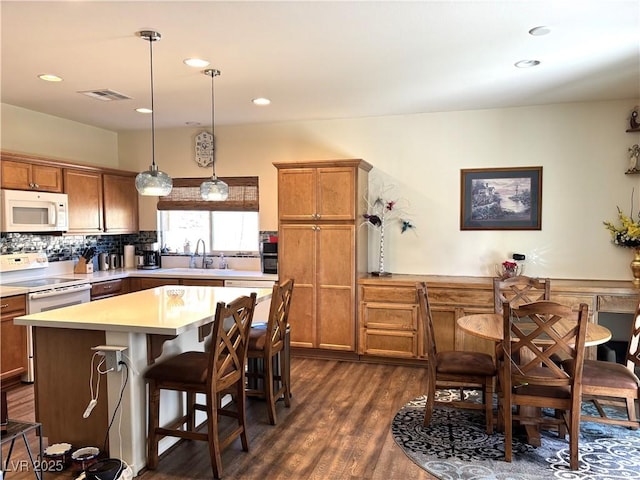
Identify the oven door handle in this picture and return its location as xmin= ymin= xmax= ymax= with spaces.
xmin=28 ymin=283 xmax=92 ymax=300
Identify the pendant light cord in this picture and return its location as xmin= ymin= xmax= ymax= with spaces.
xmin=207 ymin=69 xmax=220 ymax=179
xmin=149 ymin=35 xmax=156 ymax=169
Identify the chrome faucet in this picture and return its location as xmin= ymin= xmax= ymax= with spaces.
xmin=192 ymin=238 xmax=207 ymax=269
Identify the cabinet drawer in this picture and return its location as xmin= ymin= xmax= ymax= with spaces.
xmin=361 ymin=328 xmax=418 ymax=358
xmin=597 ymin=294 xmax=639 ymax=314
xmin=1 ymin=295 xmax=26 ymax=314
xmin=550 ymin=293 xmax=595 ymax=312
xmin=362 ymin=302 xmax=417 ymax=330
xmin=91 ymin=279 xmax=125 ymax=299
xmin=360 ymin=286 xmax=417 ymax=304
xmin=427 ymin=287 xmax=493 ymax=307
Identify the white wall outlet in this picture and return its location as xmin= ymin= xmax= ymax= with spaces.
xmin=91 ymin=345 xmax=127 ymax=372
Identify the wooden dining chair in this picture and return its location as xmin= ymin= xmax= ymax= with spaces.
xmin=245 ymin=278 xmax=295 ymax=425
xmin=562 ymin=300 xmax=640 ymax=429
xmin=418 ymin=282 xmax=496 ymax=433
xmin=493 ymin=275 xmax=551 ymax=314
xmin=144 ymin=293 xmax=257 ymax=479
xmin=498 ymin=300 xmax=589 ymax=471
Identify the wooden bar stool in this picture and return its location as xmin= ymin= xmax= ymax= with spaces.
xmin=246 ymin=279 xmax=294 ymax=425
xmin=144 ymin=293 xmax=256 ymax=479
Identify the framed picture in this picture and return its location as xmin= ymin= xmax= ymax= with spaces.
xmin=460 ymin=166 xmax=542 ymax=230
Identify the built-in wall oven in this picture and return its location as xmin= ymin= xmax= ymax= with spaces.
xmin=1 ymin=253 xmax=91 ymax=382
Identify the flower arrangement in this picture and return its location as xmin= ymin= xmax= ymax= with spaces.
xmin=603 ymin=206 xmax=640 ymax=248
xmin=495 ymin=260 xmax=522 ymax=279
xmin=361 ymin=185 xmax=415 ymax=276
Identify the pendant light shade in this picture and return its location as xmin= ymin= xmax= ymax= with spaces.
xmin=135 ymin=30 xmax=173 ymax=196
xmin=200 ymin=68 xmax=229 ymax=201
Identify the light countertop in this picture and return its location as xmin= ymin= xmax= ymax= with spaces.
xmin=14 ymin=285 xmax=272 ymax=335
xmin=0 ymin=267 xmax=278 ymax=297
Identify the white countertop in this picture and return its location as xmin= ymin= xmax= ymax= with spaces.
xmin=0 ymin=267 xmax=278 ymax=297
xmin=14 ymin=285 xmax=272 ymax=335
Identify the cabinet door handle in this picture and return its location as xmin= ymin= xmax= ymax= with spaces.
xmin=1 ymin=303 xmax=9 ymax=309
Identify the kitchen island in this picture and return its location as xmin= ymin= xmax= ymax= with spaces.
xmin=14 ymin=285 xmax=272 ymax=476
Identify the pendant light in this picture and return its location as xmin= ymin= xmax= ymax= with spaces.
xmin=135 ymin=30 xmax=173 ymax=196
xmin=200 ymin=68 xmax=229 ymax=201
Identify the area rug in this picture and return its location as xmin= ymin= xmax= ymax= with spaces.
xmin=392 ymin=393 xmax=640 ymax=480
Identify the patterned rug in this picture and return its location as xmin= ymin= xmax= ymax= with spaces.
xmin=391 ymin=392 xmax=640 ymax=480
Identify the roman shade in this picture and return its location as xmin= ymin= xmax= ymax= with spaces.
xmin=157 ymin=177 xmax=259 ymax=211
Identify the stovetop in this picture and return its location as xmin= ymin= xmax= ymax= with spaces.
xmin=2 ymin=278 xmax=83 ymax=288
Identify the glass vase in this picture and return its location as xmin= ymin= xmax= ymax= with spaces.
xmin=372 ymin=221 xmax=391 ymax=276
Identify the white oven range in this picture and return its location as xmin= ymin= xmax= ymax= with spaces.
xmin=1 ymin=253 xmax=91 ymax=382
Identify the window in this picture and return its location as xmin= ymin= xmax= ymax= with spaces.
xmin=159 ymin=210 xmax=259 ymax=254
xmin=157 ymin=176 xmax=260 ymax=254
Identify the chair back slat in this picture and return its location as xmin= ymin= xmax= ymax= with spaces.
xmin=625 ymin=300 xmax=640 ymax=371
xmin=265 ymin=279 xmax=295 ymax=354
xmin=417 ymin=282 xmax=437 ymax=421
xmin=503 ymin=300 xmax=588 ymax=389
xmin=209 ymin=293 xmax=257 ymax=391
xmin=494 ymin=276 xmax=550 ymax=314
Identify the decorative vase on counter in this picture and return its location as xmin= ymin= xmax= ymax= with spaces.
xmin=630 ymin=248 xmax=640 ymax=287
xmin=495 ymin=260 xmax=522 ymax=280
xmin=373 ymin=220 xmax=391 ymax=276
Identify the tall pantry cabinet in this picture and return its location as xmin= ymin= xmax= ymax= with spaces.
xmin=274 ymin=159 xmax=372 ymax=352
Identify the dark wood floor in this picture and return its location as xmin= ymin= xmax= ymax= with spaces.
xmin=2 ymin=357 xmax=435 ymax=479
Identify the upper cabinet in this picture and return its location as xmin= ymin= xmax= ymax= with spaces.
xmin=1 ymin=151 xmax=139 ymax=234
xmin=103 ymin=173 xmax=139 ymax=233
xmin=64 ymin=168 xmax=104 ymax=234
xmin=275 ymin=160 xmax=367 ymax=221
xmin=1 ymin=158 xmax=63 ymax=193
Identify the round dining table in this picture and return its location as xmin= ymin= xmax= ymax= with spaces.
xmin=456 ymin=312 xmax=612 ymax=447
xmin=457 ymin=313 xmax=612 ymax=346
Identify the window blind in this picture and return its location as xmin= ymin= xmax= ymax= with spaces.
xmin=156 ymin=177 xmax=259 ymax=211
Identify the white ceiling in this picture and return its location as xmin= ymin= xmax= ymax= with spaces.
xmin=1 ymin=1 xmax=639 ymax=132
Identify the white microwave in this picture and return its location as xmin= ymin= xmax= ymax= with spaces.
xmin=1 ymin=189 xmax=69 ymax=233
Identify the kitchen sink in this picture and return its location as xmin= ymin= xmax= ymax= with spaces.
xmin=162 ymin=268 xmax=239 ymax=275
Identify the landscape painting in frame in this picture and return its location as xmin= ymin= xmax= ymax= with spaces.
xmin=460 ymin=167 xmax=542 ymax=230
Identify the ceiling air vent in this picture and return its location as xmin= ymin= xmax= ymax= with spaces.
xmin=78 ymin=89 xmax=131 ymax=102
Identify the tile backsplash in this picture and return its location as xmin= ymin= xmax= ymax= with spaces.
xmin=0 ymin=230 xmax=276 ymax=262
xmin=0 ymin=231 xmax=158 ymax=262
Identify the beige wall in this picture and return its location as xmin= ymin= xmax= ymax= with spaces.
xmin=4 ymin=99 xmax=640 ymax=280
xmin=1 ymin=103 xmax=119 ymax=167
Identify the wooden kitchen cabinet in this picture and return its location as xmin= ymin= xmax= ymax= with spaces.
xmin=275 ymin=160 xmax=372 ymax=353
xmin=64 ymin=168 xmax=104 ymax=234
xmin=129 ymin=277 xmax=182 ymax=292
xmin=91 ymin=278 xmax=129 ymax=300
xmin=181 ymin=279 xmax=224 ymax=287
xmin=1 ymin=295 xmax=28 ymax=388
xmin=103 ymin=173 xmax=139 ymax=233
xmin=1 ymin=158 xmax=63 ymax=193
xmin=359 ymin=283 xmax=420 ymax=358
xmin=276 ymin=163 xmax=361 ymax=221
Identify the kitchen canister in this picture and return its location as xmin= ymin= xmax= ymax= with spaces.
xmin=123 ymin=245 xmax=136 ymax=270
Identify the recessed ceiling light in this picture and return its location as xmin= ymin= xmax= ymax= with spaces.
xmin=515 ymin=59 xmax=541 ymax=68
xmin=135 ymin=107 xmax=152 ymax=114
xmin=184 ymin=58 xmax=209 ymax=68
xmin=38 ymin=74 xmax=63 ymax=82
xmin=529 ymin=26 xmax=551 ymax=36
xmin=252 ymin=97 xmax=271 ymax=106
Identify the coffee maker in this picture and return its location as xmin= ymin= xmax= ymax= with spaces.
xmin=140 ymin=242 xmax=161 ymax=270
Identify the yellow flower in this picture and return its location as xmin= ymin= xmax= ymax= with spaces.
xmin=603 ymin=207 xmax=640 ymax=247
